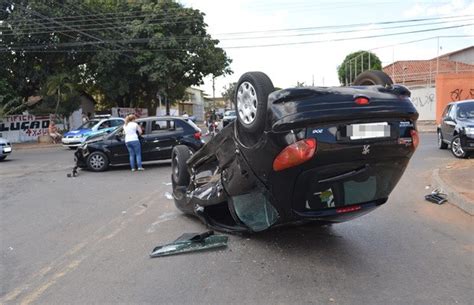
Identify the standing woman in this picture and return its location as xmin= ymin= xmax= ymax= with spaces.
xmin=124 ymin=114 xmax=144 ymax=171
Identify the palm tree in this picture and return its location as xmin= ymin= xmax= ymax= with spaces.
xmin=45 ymin=73 xmax=76 ymax=115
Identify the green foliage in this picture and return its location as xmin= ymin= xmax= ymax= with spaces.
xmin=221 ymin=82 xmax=237 ymax=105
xmin=337 ymin=51 xmax=382 ymax=86
xmin=1 ymin=0 xmax=232 ymax=116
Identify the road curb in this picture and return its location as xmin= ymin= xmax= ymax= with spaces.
xmin=13 ymin=144 xmax=62 ymax=151
xmin=431 ymin=168 xmax=473 ymax=215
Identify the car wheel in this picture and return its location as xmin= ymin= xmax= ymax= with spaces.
xmin=437 ymin=130 xmax=448 ymax=149
xmin=171 ymin=145 xmax=192 ymax=186
xmin=450 ymin=136 xmax=467 ymax=158
xmin=353 ymin=70 xmax=393 ymax=86
xmin=235 ymin=72 xmax=275 ymax=134
xmin=0 ymin=156 xmax=6 ymax=161
xmin=86 ymin=151 xmax=109 ymax=171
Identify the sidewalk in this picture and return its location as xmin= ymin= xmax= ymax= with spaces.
xmin=417 ymin=120 xmax=436 ymax=133
xmin=13 ymin=142 xmax=63 ymax=150
xmin=432 ymin=159 xmax=474 ymax=215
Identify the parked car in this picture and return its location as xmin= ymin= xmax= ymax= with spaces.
xmin=437 ymin=100 xmax=474 ymax=158
xmin=75 ymin=116 xmax=204 ymax=171
xmin=62 ymin=117 xmax=125 ymax=149
xmin=0 ymin=137 xmax=12 ymax=161
xmin=171 ymin=71 xmax=419 ymax=233
xmin=222 ymin=110 xmax=237 ymax=127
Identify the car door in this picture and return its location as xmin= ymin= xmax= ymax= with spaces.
xmin=142 ymin=119 xmax=182 ymax=160
xmin=106 ymin=129 xmax=130 ymax=164
xmin=443 ymin=104 xmax=457 ymax=142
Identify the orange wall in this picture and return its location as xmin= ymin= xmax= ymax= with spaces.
xmin=435 ymin=72 xmax=474 ymax=123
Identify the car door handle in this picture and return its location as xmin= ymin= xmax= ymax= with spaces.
xmin=153 ymin=139 xmax=160 ymax=143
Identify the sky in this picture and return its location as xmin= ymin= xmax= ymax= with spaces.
xmin=179 ymin=0 xmax=474 ymax=97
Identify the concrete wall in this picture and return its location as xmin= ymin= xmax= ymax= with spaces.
xmin=435 ymin=72 xmax=474 ymax=123
xmin=0 ymin=115 xmax=61 ymax=143
xmin=448 ymin=48 xmax=474 ymax=65
xmin=409 ymin=87 xmax=436 ymax=120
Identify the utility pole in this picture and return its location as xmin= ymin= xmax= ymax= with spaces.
xmin=312 ymin=74 xmax=314 ymax=86
xmin=436 ymin=36 xmax=440 ymax=76
xmin=212 ymin=76 xmax=216 ymax=110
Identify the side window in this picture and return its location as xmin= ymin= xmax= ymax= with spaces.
xmin=98 ymin=121 xmax=111 ymax=129
xmin=138 ymin=121 xmax=147 ymax=134
xmin=110 ymin=120 xmax=123 ymax=127
xmin=442 ymin=105 xmax=451 ymax=118
xmin=150 ymin=120 xmax=182 ymax=134
xmin=448 ymin=105 xmax=457 ymax=119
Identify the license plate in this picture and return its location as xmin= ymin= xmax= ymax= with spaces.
xmin=347 ymin=122 xmax=390 ymax=140
xmin=3 ymin=147 xmax=11 ymax=152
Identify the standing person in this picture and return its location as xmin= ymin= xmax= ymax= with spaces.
xmin=48 ymin=121 xmax=61 ymax=144
xmin=124 ymin=114 xmax=144 ymax=171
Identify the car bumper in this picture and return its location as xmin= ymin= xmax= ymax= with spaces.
xmin=1 ymin=146 xmax=12 ymax=155
xmin=461 ymin=134 xmax=474 ymax=151
xmin=62 ymin=137 xmax=86 ymax=147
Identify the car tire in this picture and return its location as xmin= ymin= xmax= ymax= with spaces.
xmin=437 ymin=130 xmax=448 ymax=149
xmin=353 ymin=70 xmax=393 ymax=86
xmin=86 ymin=151 xmax=109 ymax=171
xmin=171 ymin=145 xmax=192 ymax=186
xmin=0 ymin=156 xmax=6 ymax=161
xmin=235 ymin=72 xmax=275 ymax=134
xmin=450 ymin=136 xmax=468 ymax=158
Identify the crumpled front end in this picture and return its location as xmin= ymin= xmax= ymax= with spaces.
xmin=173 ymin=123 xmax=280 ymax=233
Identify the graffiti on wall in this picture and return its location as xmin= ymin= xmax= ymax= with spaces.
xmin=0 ymin=115 xmax=52 ymax=143
xmin=409 ymin=87 xmax=436 ymax=120
xmin=450 ymin=88 xmax=474 ymax=102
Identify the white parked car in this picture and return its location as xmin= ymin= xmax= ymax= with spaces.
xmin=0 ymin=137 xmax=12 ymax=160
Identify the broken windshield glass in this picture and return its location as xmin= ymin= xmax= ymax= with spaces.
xmin=231 ymin=190 xmax=279 ymax=232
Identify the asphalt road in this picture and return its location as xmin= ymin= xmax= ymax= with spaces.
xmin=1 ymin=134 xmax=472 ymax=305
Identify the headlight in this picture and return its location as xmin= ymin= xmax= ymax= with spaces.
xmin=465 ymin=127 xmax=474 ymax=135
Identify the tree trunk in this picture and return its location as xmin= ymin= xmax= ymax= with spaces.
xmin=54 ymin=87 xmax=61 ymax=115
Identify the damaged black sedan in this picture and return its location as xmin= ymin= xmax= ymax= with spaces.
xmin=172 ymin=71 xmax=419 ymax=233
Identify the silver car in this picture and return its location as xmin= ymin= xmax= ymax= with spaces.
xmin=222 ymin=110 xmax=237 ymax=127
xmin=0 ymin=137 xmax=12 ymax=160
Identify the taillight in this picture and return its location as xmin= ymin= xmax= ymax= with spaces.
xmin=354 ymin=97 xmax=370 ymax=105
xmin=273 ymin=138 xmax=317 ymax=171
xmin=410 ymin=129 xmax=419 ymax=149
xmin=194 ymin=132 xmax=201 ymax=140
xmin=336 ymin=205 xmax=361 ymax=213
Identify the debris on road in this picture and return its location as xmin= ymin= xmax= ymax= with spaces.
xmin=425 ymin=189 xmax=448 ymax=205
xmin=150 ymin=231 xmax=228 ymax=258
xmin=164 ymin=192 xmax=173 ymax=200
xmin=66 ymin=165 xmax=78 ymax=178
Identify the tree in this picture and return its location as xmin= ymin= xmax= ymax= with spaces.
xmin=337 ymin=51 xmax=382 ymax=86
xmin=1 ymin=0 xmax=232 ymax=116
xmin=221 ymin=82 xmax=237 ymax=106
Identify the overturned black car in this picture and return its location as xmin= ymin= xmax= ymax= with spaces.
xmin=171 ymin=71 xmax=419 ymax=233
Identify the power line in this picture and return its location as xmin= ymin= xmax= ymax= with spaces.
xmin=3 ymin=24 xmax=472 ymax=53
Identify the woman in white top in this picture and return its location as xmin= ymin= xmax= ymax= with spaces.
xmin=124 ymin=114 xmax=144 ymax=171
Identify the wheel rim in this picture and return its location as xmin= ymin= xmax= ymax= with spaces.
xmin=90 ymin=154 xmax=105 ymax=169
xmin=452 ymin=138 xmax=464 ymax=157
xmin=237 ymin=81 xmax=258 ymax=125
xmin=438 ymin=132 xmax=442 ymax=147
